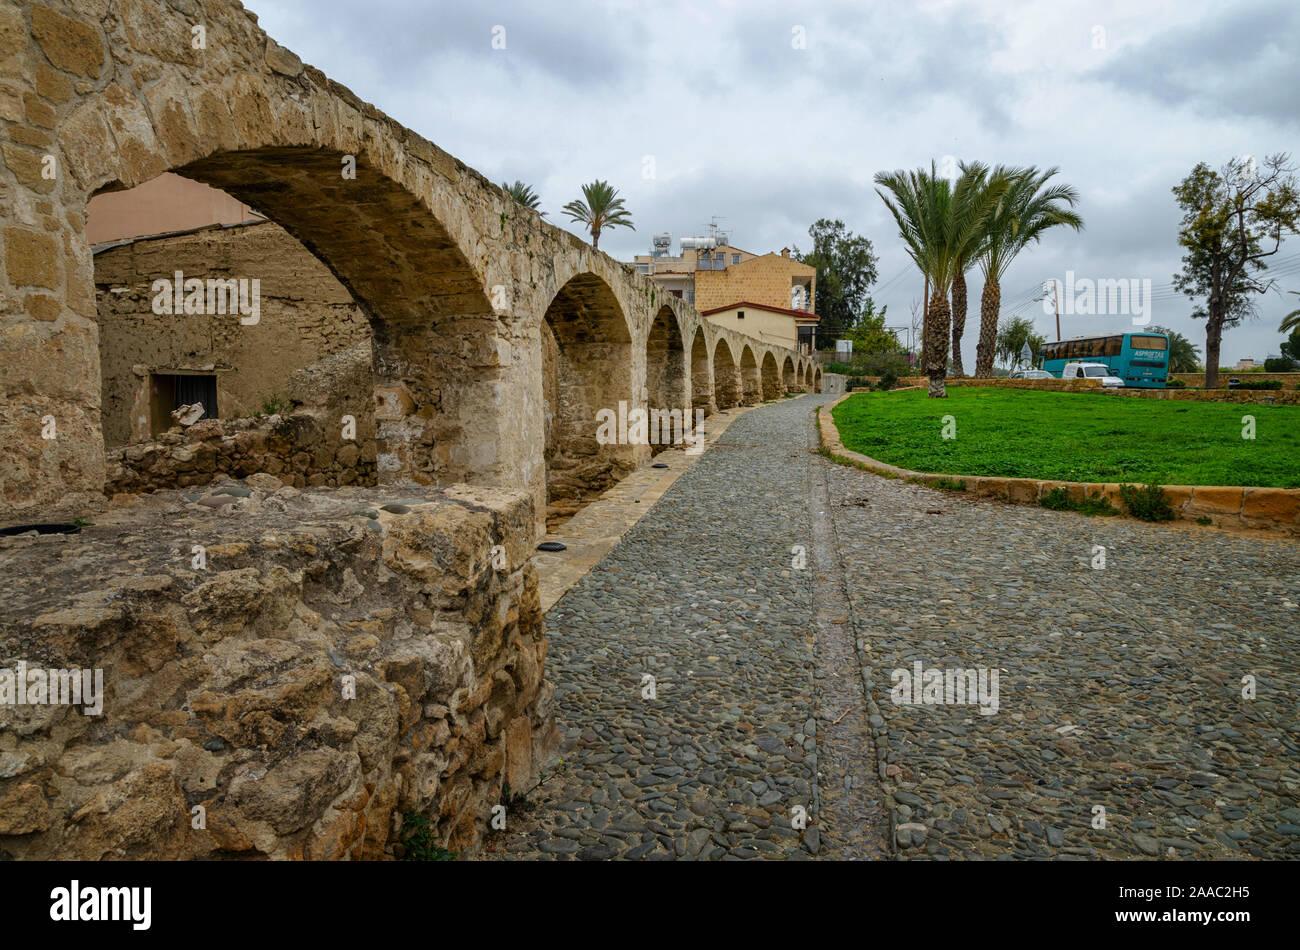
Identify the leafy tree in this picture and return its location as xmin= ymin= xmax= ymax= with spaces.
xmin=502 ymin=180 xmax=543 ymax=214
xmin=995 ymin=315 xmax=1046 ymax=370
xmin=1172 ymin=154 xmax=1300 ymax=387
xmin=875 ymin=161 xmax=1010 ymax=398
xmin=792 ymin=219 xmax=879 ymax=338
xmin=1147 ymin=325 xmax=1202 ymax=373
xmin=841 ymin=301 xmax=897 ymax=354
xmin=1279 ymin=326 xmax=1300 ymax=365
xmin=974 ymin=165 xmax=1084 ymax=378
xmin=561 ymin=180 xmax=634 ymax=251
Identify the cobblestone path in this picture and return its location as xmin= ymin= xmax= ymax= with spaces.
xmin=826 ymin=457 xmax=1300 ymax=860
xmin=489 ymin=393 xmax=884 ymax=859
xmin=489 ymin=394 xmax=1300 ymax=860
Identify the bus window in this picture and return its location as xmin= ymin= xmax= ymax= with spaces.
xmin=1130 ymin=334 xmax=1168 ymax=350
xmin=1106 ymin=337 xmax=1122 ymax=356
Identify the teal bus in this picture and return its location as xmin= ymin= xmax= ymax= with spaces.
xmin=1038 ymin=332 xmax=1170 ymax=388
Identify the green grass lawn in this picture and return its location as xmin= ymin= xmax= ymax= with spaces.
xmin=831 ymin=389 xmax=1300 ymax=488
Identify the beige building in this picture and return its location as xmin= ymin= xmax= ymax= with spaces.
xmin=633 ymin=236 xmax=818 ymax=352
xmin=700 ymin=301 xmax=820 ymax=353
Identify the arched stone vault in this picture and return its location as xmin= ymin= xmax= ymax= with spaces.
xmin=739 ymin=346 xmax=761 ymax=406
xmin=711 ymin=338 xmax=740 ymax=410
xmin=0 ymin=0 xmax=810 ymax=528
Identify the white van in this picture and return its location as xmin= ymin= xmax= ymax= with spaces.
xmin=1062 ymin=362 xmax=1124 ymax=387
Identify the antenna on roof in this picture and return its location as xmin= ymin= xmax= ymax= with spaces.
xmin=706 ymin=215 xmax=728 ymax=247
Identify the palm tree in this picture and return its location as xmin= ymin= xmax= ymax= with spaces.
xmin=502 ymin=180 xmax=544 ymax=214
xmin=1280 ymin=291 xmax=1300 ymax=334
xmin=875 ymin=161 xmax=1010 ymax=397
xmin=561 ymin=180 xmax=634 ymax=251
xmin=1147 ymin=325 xmax=1202 ymax=373
xmin=951 ymin=265 xmax=968 ymax=376
xmin=973 ymin=166 xmax=1084 ymax=378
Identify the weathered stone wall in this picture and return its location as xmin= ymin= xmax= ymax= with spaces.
xmin=104 ymin=411 xmax=377 ymax=495
xmin=0 ymin=482 xmax=558 ymax=859
xmin=93 ymin=219 xmax=371 ymax=447
xmin=1173 ymin=372 xmax=1300 ymax=387
xmin=104 ymin=343 xmax=378 ymax=494
xmin=1108 ymin=387 xmax=1300 ymax=406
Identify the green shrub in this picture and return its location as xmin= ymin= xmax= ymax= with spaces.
xmin=876 ymin=369 xmax=899 ymax=391
xmin=1119 ymin=482 xmax=1176 ymax=521
xmin=1233 ymin=379 xmax=1283 ymax=390
xmin=1196 ymin=516 xmax=1212 ymax=526
xmin=1039 ymin=487 xmax=1118 ymax=516
xmin=1040 ymin=487 xmax=1072 ymax=510
xmin=260 ymin=393 xmax=292 ymax=416
xmin=1264 ymin=358 xmax=1297 ymax=373
xmin=1165 ymin=378 xmax=1186 ymax=388
xmin=399 ymin=813 xmax=457 ymax=861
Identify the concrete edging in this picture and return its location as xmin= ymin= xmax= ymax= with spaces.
xmin=817 ymin=393 xmax=1300 ymax=536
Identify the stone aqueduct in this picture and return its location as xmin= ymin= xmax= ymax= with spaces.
xmin=1 ymin=0 xmax=821 ymax=525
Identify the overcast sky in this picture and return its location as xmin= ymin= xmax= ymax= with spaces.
xmin=251 ymin=0 xmax=1300 ymax=365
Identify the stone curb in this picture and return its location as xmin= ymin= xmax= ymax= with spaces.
xmin=817 ymin=394 xmax=1300 ymax=537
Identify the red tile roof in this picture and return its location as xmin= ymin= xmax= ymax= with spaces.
xmin=700 ymin=301 xmax=819 ymax=321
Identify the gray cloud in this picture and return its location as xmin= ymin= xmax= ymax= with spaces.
xmin=1090 ymin=0 xmax=1300 ymax=127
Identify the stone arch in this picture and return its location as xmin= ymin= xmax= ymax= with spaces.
xmin=760 ymin=352 xmax=782 ymax=401
xmin=2 ymin=5 xmax=513 ymax=506
xmin=782 ymin=355 xmax=798 ymax=392
xmin=814 ymin=367 xmax=823 ymax=392
xmin=804 ymin=364 xmax=813 ymax=389
xmin=690 ymin=327 xmax=712 ymax=416
xmin=712 ymin=338 xmax=741 ymax=410
xmin=540 ymin=273 xmax=634 ymax=527
xmin=646 ymin=306 xmax=688 ymax=455
xmin=739 ymin=346 xmax=761 ymax=406
xmin=87 ymin=172 xmax=378 ymax=490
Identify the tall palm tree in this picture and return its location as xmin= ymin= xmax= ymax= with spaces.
xmin=875 ymin=161 xmax=1009 ymax=397
xmin=950 ymin=265 xmax=968 ymax=376
xmin=502 ymin=180 xmax=544 ymax=214
xmin=973 ymin=166 xmax=1084 ymax=378
xmin=1280 ymin=290 xmax=1300 ymax=334
xmin=561 ymin=180 xmax=634 ymax=251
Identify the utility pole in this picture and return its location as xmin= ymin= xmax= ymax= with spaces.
xmin=1053 ymin=278 xmax=1062 ymax=342
xmin=1037 ymin=279 xmax=1063 ymax=342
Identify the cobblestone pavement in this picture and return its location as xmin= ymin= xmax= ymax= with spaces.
xmin=825 ymin=452 xmax=1300 ymax=860
xmin=489 ymin=394 xmax=1300 ymax=860
xmin=487 ymin=394 xmax=888 ymax=859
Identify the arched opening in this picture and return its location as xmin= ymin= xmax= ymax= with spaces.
xmin=782 ymin=355 xmax=797 ymax=393
xmin=646 ymin=306 xmax=688 ymax=455
xmin=739 ymin=346 xmax=761 ymax=406
xmin=804 ymin=364 xmax=813 ymax=389
xmin=541 ymin=273 xmax=634 ymax=529
xmin=690 ymin=328 xmax=712 ymax=417
xmin=68 ymin=147 xmax=501 ymax=498
xmin=815 ymin=367 xmax=823 ymax=392
xmin=88 ymin=172 xmax=377 ymax=492
xmin=761 ymin=352 xmax=782 ymax=401
xmin=712 ymin=339 xmax=741 ymax=410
